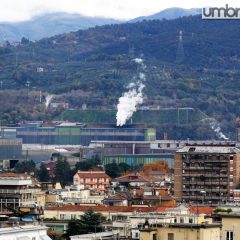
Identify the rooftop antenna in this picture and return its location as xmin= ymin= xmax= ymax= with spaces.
xmin=176 ymin=30 xmax=185 ymax=63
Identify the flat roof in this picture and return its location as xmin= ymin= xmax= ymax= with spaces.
xmin=141 ymin=223 xmax=222 ymax=230
xmin=177 ymin=146 xmax=240 ymax=154
xmin=0 ymin=225 xmax=48 ymax=234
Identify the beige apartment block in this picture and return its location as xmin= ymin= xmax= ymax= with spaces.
xmin=140 ymin=223 xmax=221 ymax=240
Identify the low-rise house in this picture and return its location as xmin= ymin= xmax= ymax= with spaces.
xmin=104 ymin=187 xmax=175 ymax=207
xmin=112 ymin=173 xmax=150 ymax=187
xmin=73 ymin=171 xmax=110 ymax=191
xmin=130 ymin=205 xmax=213 ymax=239
xmin=59 ymin=185 xmax=105 ymax=205
xmin=44 ymin=205 xmax=159 ymax=221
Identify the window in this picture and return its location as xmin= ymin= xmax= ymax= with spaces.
xmin=180 ymin=217 xmax=184 ymax=223
xmin=71 ymin=214 xmax=76 ymax=219
xmin=226 ymin=231 xmax=233 ymax=240
xmin=189 ymin=218 xmax=193 ymax=223
xmin=135 ymin=232 xmax=139 ymax=238
xmin=168 ymin=233 xmax=174 ymax=240
xmin=153 ymin=233 xmax=157 ymax=240
xmin=60 ymin=214 xmax=65 ymax=220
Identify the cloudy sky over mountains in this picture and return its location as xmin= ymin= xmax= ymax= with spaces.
xmin=0 ymin=0 xmax=238 ymax=22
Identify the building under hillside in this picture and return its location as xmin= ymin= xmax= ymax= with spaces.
xmin=0 ymin=122 xmax=156 ymax=145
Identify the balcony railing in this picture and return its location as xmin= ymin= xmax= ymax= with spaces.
xmin=0 ymin=188 xmax=41 ymax=194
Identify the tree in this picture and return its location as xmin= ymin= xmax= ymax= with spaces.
xmin=143 ymin=160 xmax=169 ymax=174
xmin=54 ymin=158 xmax=71 ymax=186
xmin=105 ymin=162 xmax=121 ymax=178
xmin=21 ymin=37 xmax=30 ymax=44
xmin=118 ymin=162 xmax=131 ymax=173
xmin=37 ymin=163 xmax=49 ymax=182
xmin=14 ymin=160 xmax=36 ymax=174
xmin=75 ymin=155 xmax=101 ymax=171
xmin=65 ymin=209 xmax=105 ymax=239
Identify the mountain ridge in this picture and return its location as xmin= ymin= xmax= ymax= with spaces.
xmin=0 ymin=7 xmax=202 ymax=42
xmin=0 ymin=12 xmax=121 ymax=42
xmin=130 ymin=7 xmax=201 ymax=22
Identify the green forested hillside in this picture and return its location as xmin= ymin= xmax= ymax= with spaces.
xmin=0 ymin=15 xmax=239 ymax=139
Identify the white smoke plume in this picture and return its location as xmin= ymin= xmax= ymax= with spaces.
xmin=116 ymin=58 xmax=146 ymax=126
xmin=210 ymin=121 xmax=229 ymax=140
xmin=45 ymin=94 xmax=54 ymax=108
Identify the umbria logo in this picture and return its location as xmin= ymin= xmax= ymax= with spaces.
xmin=202 ymin=4 xmax=240 ymax=19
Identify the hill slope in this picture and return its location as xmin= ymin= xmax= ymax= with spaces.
xmin=0 ymin=15 xmax=238 ymax=139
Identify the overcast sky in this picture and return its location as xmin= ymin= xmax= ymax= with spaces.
xmin=1 ymin=0 xmax=239 ymax=22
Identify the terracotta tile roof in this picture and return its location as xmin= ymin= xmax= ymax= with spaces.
xmin=46 ymin=205 xmax=212 ymax=215
xmin=190 ymin=206 xmax=214 ymax=215
xmin=105 ymin=192 xmax=132 ymax=201
xmin=75 ymin=171 xmax=109 ymax=179
xmin=45 ymin=205 xmax=159 ymax=213
xmin=113 ymin=173 xmax=150 ymax=183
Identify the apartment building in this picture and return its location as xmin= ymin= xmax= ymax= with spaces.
xmin=0 ymin=173 xmax=41 ymax=211
xmin=73 ymin=171 xmax=110 ymax=191
xmin=174 ymin=143 xmax=240 ymax=205
xmin=139 ymin=222 xmax=221 ymax=240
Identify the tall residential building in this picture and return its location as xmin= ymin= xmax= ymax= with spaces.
xmin=0 ymin=173 xmax=41 ymax=211
xmin=174 ymin=143 xmax=240 ymax=205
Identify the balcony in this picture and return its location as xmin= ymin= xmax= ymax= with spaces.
xmin=0 ymin=188 xmax=41 ymax=195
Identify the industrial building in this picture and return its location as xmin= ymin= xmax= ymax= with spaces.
xmin=0 ymin=138 xmax=22 ymax=159
xmin=0 ymin=122 xmax=156 ymax=146
xmin=174 ymin=143 xmax=240 ymax=205
xmin=89 ymin=140 xmax=183 ymax=166
xmin=0 ymin=138 xmax=22 ymax=170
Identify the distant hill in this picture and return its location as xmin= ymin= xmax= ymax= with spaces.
xmin=0 ymin=12 xmax=121 ymax=42
xmin=0 ymin=8 xmax=201 ymax=42
xmin=130 ymin=7 xmax=201 ymax=22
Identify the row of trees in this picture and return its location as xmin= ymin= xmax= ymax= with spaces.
xmin=14 ymin=155 xmax=170 ymax=185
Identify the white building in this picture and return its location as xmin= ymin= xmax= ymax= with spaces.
xmin=0 ymin=225 xmax=51 ymax=240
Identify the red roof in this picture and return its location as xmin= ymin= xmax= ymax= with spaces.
xmin=113 ymin=173 xmax=150 ymax=183
xmin=75 ymin=171 xmax=109 ymax=179
xmin=45 ymin=205 xmax=159 ymax=213
xmin=190 ymin=206 xmax=214 ymax=215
